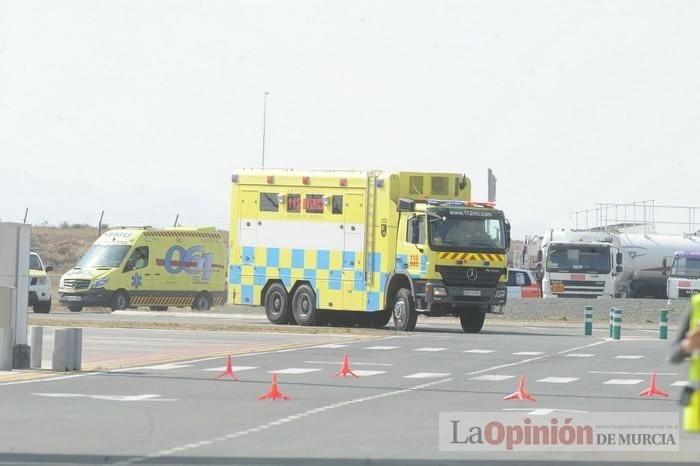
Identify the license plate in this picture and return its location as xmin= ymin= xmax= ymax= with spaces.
xmin=551 ymin=283 xmax=565 ymax=293
xmin=64 ymin=296 xmax=82 ymax=302
xmin=462 ymin=290 xmax=482 ymax=297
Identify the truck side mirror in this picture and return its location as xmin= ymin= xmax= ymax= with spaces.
xmin=662 ymin=258 xmax=668 ymax=277
xmin=45 ymin=265 xmax=53 ymax=272
xmin=616 ymin=265 xmax=623 ymax=273
xmin=537 ymin=249 xmax=543 ymax=262
xmin=505 ymin=220 xmax=511 ymax=250
xmin=616 ymin=252 xmax=623 ymax=265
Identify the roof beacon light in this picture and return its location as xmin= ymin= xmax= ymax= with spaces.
xmin=303 ymin=176 xmax=310 ymax=185
xmin=267 ymin=176 xmax=275 ymax=184
xmin=339 ymin=178 xmax=348 ymax=187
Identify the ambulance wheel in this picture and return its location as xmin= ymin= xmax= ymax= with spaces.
xmin=264 ymin=283 xmax=293 ymax=324
xmin=291 ymin=284 xmax=319 ymax=326
xmin=68 ymin=305 xmax=83 ymax=312
xmin=110 ymin=291 xmax=130 ymax=311
xmin=393 ymin=288 xmax=417 ymax=331
xmin=192 ymin=293 xmax=212 ymax=311
xmin=460 ymin=311 xmax=485 ymax=333
xmin=369 ymin=309 xmax=392 ymax=328
xmin=33 ymin=298 xmax=51 ymax=314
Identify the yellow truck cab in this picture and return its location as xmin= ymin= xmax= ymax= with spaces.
xmin=29 ymin=251 xmax=53 ymax=313
xmin=229 ymin=170 xmax=510 ymax=333
xmin=59 ymin=226 xmax=226 ymax=312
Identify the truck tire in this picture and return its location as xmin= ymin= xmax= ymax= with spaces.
xmin=369 ymin=309 xmax=392 ymax=328
xmin=393 ymin=288 xmax=417 ymax=331
xmin=264 ymin=283 xmax=293 ymax=324
xmin=291 ymin=284 xmax=319 ymax=326
xmin=460 ymin=311 xmax=485 ymax=333
xmin=192 ymin=293 xmax=212 ymax=311
xmin=111 ymin=291 xmax=130 ymax=311
xmin=68 ymin=304 xmax=83 ymax=312
xmin=33 ymin=298 xmax=51 ymax=314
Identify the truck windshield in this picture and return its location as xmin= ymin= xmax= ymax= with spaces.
xmin=77 ymin=245 xmax=131 ymax=268
xmin=428 ymin=210 xmax=505 ymax=251
xmin=671 ymin=256 xmax=700 ymax=279
xmin=546 ymin=246 xmax=611 ymax=274
xmin=29 ymin=254 xmax=43 ymax=271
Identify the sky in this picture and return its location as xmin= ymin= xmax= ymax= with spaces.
xmin=1 ymin=0 xmax=699 ymax=239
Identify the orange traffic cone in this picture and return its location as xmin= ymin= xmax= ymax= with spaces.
xmin=503 ymin=376 xmax=536 ymax=401
xmin=334 ymin=353 xmax=358 ymax=378
xmin=258 ymin=373 xmax=290 ymax=400
xmin=639 ymin=373 xmax=669 ymax=398
xmin=215 ymin=355 xmax=237 ymax=381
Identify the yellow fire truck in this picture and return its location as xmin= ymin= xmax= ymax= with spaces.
xmin=229 ymin=170 xmax=510 ymax=333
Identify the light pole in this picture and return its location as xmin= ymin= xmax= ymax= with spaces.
xmin=261 ymin=91 xmax=270 ymax=168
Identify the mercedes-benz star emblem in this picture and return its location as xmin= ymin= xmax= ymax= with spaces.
xmin=466 ymin=268 xmax=478 ymax=282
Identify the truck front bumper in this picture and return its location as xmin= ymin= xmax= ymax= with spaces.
xmin=416 ymin=280 xmax=507 ymax=315
xmin=59 ymin=289 xmax=113 ymax=307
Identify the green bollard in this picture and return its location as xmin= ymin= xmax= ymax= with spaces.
xmin=584 ymin=305 xmax=593 ymax=335
xmin=613 ymin=308 xmax=622 ymax=340
xmin=660 ymin=309 xmax=669 ymax=340
xmin=609 ymin=307 xmax=615 ymax=338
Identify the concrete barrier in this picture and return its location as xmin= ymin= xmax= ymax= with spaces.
xmin=30 ymin=326 xmax=43 ymax=369
xmin=0 ymin=327 xmax=11 ymax=371
xmin=52 ymin=328 xmax=83 ymax=372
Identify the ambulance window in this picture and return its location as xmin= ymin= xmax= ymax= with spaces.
xmin=431 ymin=176 xmax=448 ymax=196
xmin=287 ymin=194 xmax=301 ymax=212
xmin=407 ymin=215 xmax=425 ymax=244
xmin=409 ymin=176 xmax=424 ymax=195
xmin=124 ymin=246 xmax=149 ymax=272
xmin=304 ymin=194 xmax=324 ymax=213
xmin=260 ymin=193 xmax=279 ymax=212
xmin=332 ymin=195 xmax=343 ymax=214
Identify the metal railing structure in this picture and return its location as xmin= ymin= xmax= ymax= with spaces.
xmin=571 ymin=200 xmax=700 ymax=236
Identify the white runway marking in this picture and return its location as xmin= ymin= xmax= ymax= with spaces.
xmin=672 ymin=381 xmax=689 ymax=387
xmin=304 ymin=360 xmax=393 ymax=367
xmin=363 ymin=346 xmax=400 ymax=350
xmin=565 ymin=353 xmax=595 ymax=358
xmin=413 ymin=347 xmax=447 ymax=352
xmin=142 ymin=363 xmax=192 ymax=370
xmin=589 ymin=371 xmax=677 ymax=376
xmin=503 ymin=408 xmax=588 ymax=416
xmin=313 ymin=344 xmax=349 ymax=349
xmin=615 ymin=355 xmax=644 ymax=360
xmin=33 ymin=393 xmax=177 ymax=402
xmin=463 ymin=349 xmax=496 ymax=354
xmin=351 ymin=370 xmax=386 ymax=377
xmin=202 ymin=366 xmax=258 ymax=372
xmin=537 ymin=377 xmax=578 ymax=384
xmin=403 ymin=372 xmax=450 ymax=379
xmin=470 ymin=374 xmax=514 ymax=382
xmin=513 ymin=351 xmax=545 ymax=356
xmin=603 ymin=379 xmax=644 ymax=385
xmin=269 ymin=368 xmax=322 ymax=375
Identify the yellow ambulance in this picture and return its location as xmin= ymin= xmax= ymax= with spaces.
xmin=59 ymin=226 xmax=227 ymax=312
xmin=229 ymin=170 xmax=510 ymax=333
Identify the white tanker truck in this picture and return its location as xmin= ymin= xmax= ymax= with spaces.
xmin=539 ymin=229 xmax=700 ymax=299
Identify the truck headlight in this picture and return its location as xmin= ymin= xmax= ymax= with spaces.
xmin=93 ymin=278 xmax=108 ymax=289
xmin=432 ymin=287 xmax=448 ymax=296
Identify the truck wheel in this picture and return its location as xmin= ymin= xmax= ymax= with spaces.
xmin=291 ymin=284 xmax=319 ymax=326
xmin=33 ymin=298 xmax=51 ymax=314
xmin=393 ymin=288 xmax=417 ymax=331
xmin=369 ymin=309 xmax=392 ymax=328
xmin=460 ymin=311 xmax=485 ymax=333
xmin=192 ymin=293 xmax=212 ymax=311
xmin=111 ymin=291 xmax=130 ymax=311
xmin=68 ymin=304 xmax=83 ymax=312
xmin=264 ymin=283 xmax=293 ymax=324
